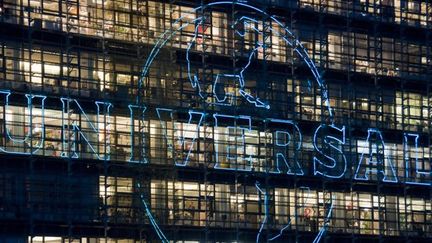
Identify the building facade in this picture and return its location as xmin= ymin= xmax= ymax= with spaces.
xmin=0 ymin=0 xmax=431 ymax=242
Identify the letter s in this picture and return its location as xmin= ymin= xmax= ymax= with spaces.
xmin=313 ymin=124 xmax=347 ymax=179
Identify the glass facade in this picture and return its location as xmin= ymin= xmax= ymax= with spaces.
xmin=0 ymin=0 xmax=431 ymax=242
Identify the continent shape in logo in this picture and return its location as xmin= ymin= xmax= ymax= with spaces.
xmin=137 ymin=2 xmax=333 ymax=242
xmin=187 ymin=15 xmax=270 ymax=109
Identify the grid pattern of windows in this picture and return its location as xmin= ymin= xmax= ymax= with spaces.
xmin=0 ymin=0 xmax=431 ymax=242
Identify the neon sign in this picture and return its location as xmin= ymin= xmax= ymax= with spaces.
xmin=354 ymin=128 xmax=398 ymax=183
xmin=0 ymin=90 xmax=46 ymax=155
xmin=213 ymin=113 xmax=253 ymax=171
xmin=156 ymin=108 xmax=205 ymax=167
xmin=268 ymin=119 xmax=304 ymax=175
xmin=313 ymin=124 xmax=347 ymax=179
xmin=187 ymin=15 xmax=270 ymax=109
xmin=404 ymin=133 xmax=430 ymax=186
xmin=1 ymin=1 xmax=430 ymax=242
xmin=60 ymin=98 xmax=112 ymax=160
xmin=128 ymin=104 xmax=148 ymax=164
xmin=135 ymin=1 xmax=336 ymax=238
xmin=255 ymin=181 xmax=268 ymax=243
xmin=1 ymin=93 xmax=429 ymax=185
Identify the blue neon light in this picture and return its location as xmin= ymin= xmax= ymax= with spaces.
xmin=268 ymin=119 xmax=304 ymax=175
xmin=0 ymin=90 xmax=46 ymax=155
xmin=404 ymin=133 xmax=431 ymax=186
xmin=213 ymin=113 xmax=253 ymax=171
xmin=156 ymin=108 xmax=204 ymax=166
xmin=128 ymin=105 xmax=148 ymax=164
xmin=255 ymin=181 xmax=268 ymax=243
xmin=187 ymin=17 xmax=270 ymax=109
xmin=60 ymin=98 xmax=112 ymax=160
xmin=269 ymin=222 xmax=292 ymax=241
xmin=313 ymin=124 xmax=347 ymax=179
xmin=212 ymin=74 xmax=236 ymax=105
xmin=137 ymin=182 xmax=169 ymax=242
xmin=354 ymin=128 xmax=398 ymax=183
xmin=139 ymin=1 xmax=333 ymax=118
xmin=134 ymin=2 xmax=334 ymax=239
xmin=267 ymin=186 xmax=311 ymax=241
xmin=312 ymin=194 xmax=335 ymax=243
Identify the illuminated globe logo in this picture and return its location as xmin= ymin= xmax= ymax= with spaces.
xmin=138 ymin=1 xmax=333 ymax=242
xmin=187 ymin=15 xmax=271 ymax=109
xmin=139 ymin=1 xmax=332 ymax=117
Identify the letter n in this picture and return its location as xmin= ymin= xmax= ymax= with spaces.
xmin=61 ymin=98 xmax=112 ymax=160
